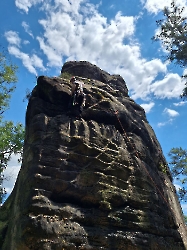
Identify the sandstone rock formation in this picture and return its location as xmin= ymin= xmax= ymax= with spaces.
xmin=0 ymin=61 xmax=187 ymax=250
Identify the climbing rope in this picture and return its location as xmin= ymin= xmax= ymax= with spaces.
xmin=115 ymin=110 xmax=166 ymax=199
xmin=66 ymin=76 xmax=185 ymax=231
xmin=113 ymin=108 xmax=186 ymax=231
xmin=83 ymin=96 xmax=185 ymax=229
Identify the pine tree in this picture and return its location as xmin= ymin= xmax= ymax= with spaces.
xmin=153 ymin=0 xmax=187 ymax=98
xmin=168 ymin=147 xmax=187 ymax=201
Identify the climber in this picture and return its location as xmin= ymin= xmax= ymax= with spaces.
xmin=68 ymin=76 xmax=85 ymax=116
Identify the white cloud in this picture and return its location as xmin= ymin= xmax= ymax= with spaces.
xmin=163 ymin=108 xmax=179 ymax=117
xmin=150 ymin=73 xmax=185 ymax=99
xmin=140 ymin=102 xmax=155 ymax=113
xmin=35 ymin=2 xmax=173 ymax=100
xmin=4 ymin=31 xmax=21 ymax=47
xmin=173 ymin=101 xmax=187 ymax=106
xmin=109 ymin=4 xmax=115 ymax=9
xmin=128 ymin=59 xmax=167 ymax=100
xmin=9 ymin=0 xmax=186 ymax=100
xmin=22 ymin=21 xmax=34 ymax=38
xmin=5 ymin=30 xmax=46 ymax=75
xmin=8 ymin=46 xmax=46 ymax=75
xmin=157 ymin=107 xmax=179 ymax=127
xmin=157 ymin=120 xmax=171 ymax=127
xmin=174 ymin=183 xmax=182 ymax=191
xmin=52 ymin=0 xmax=84 ymax=13
xmin=141 ymin=0 xmax=187 ymax=14
xmin=3 ymin=154 xmax=21 ymax=194
xmin=36 ymin=4 xmax=137 ymax=68
xmin=141 ymin=0 xmax=171 ymax=14
xmin=183 ymin=68 xmax=187 ymax=76
xmin=15 ymin=0 xmax=86 ymax=14
xmin=181 ymin=203 xmax=187 ymax=215
xmin=36 ymin=36 xmax=63 ymax=67
xmin=30 ymin=54 xmax=46 ymax=70
xmin=23 ymin=40 xmax=30 ymax=45
xmin=157 ymin=122 xmax=164 ymax=127
xmin=15 ymin=0 xmax=44 ymax=13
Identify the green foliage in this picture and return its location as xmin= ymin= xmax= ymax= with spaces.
xmin=184 ymin=215 xmax=187 ymax=225
xmin=60 ymin=71 xmax=72 ymax=80
xmin=153 ymin=0 xmax=187 ymax=98
xmin=168 ymin=147 xmax=187 ymax=201
xmin=159 ymin=162 xmax=168 ymax=174
xmin=0 ymin=48 xmax=24 ymax=204
xmin=0 ymin=50 xmax=18 ymax=115
xmin=0 ymin=122 xmax=24 ymax=204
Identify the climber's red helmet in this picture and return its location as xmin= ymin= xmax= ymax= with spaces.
xmin=70 ymin=76 xmax=76 ymax=83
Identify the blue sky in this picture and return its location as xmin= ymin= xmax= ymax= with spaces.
xmin=1 ymin=0 xmax=187 ymax=214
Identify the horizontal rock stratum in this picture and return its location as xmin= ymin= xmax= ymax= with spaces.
xmin=0 ymin=61 xmax=187 ymax=250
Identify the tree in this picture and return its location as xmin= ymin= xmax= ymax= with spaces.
xmin=168 ymin=147 xmax=187 ymax=201
xmin=153 ymin=0 xmax=187 ymax=98
xmin=184 ymin=215 xmax=187 ymax=225
xmin=0 ymin=48 xmax=25 ymax=204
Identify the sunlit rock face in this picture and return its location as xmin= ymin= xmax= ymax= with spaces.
xmin=0 ymin=61 xmax=187 ymax=250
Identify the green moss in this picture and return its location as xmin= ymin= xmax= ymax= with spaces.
xmin=158 ymin=161 xmax=168 ymax=174
xmin=60 ymin=72 xmax=72 ymax=80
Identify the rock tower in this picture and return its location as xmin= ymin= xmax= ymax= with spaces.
xmin=0 ymin=61 xmax=187 ymax=250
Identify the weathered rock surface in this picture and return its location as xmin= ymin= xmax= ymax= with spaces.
xmin=0 ymin=61 xmax=187 ymax=250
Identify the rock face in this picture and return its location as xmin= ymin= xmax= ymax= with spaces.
xmin=0 ymin=61 xmax=187 ymax=250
